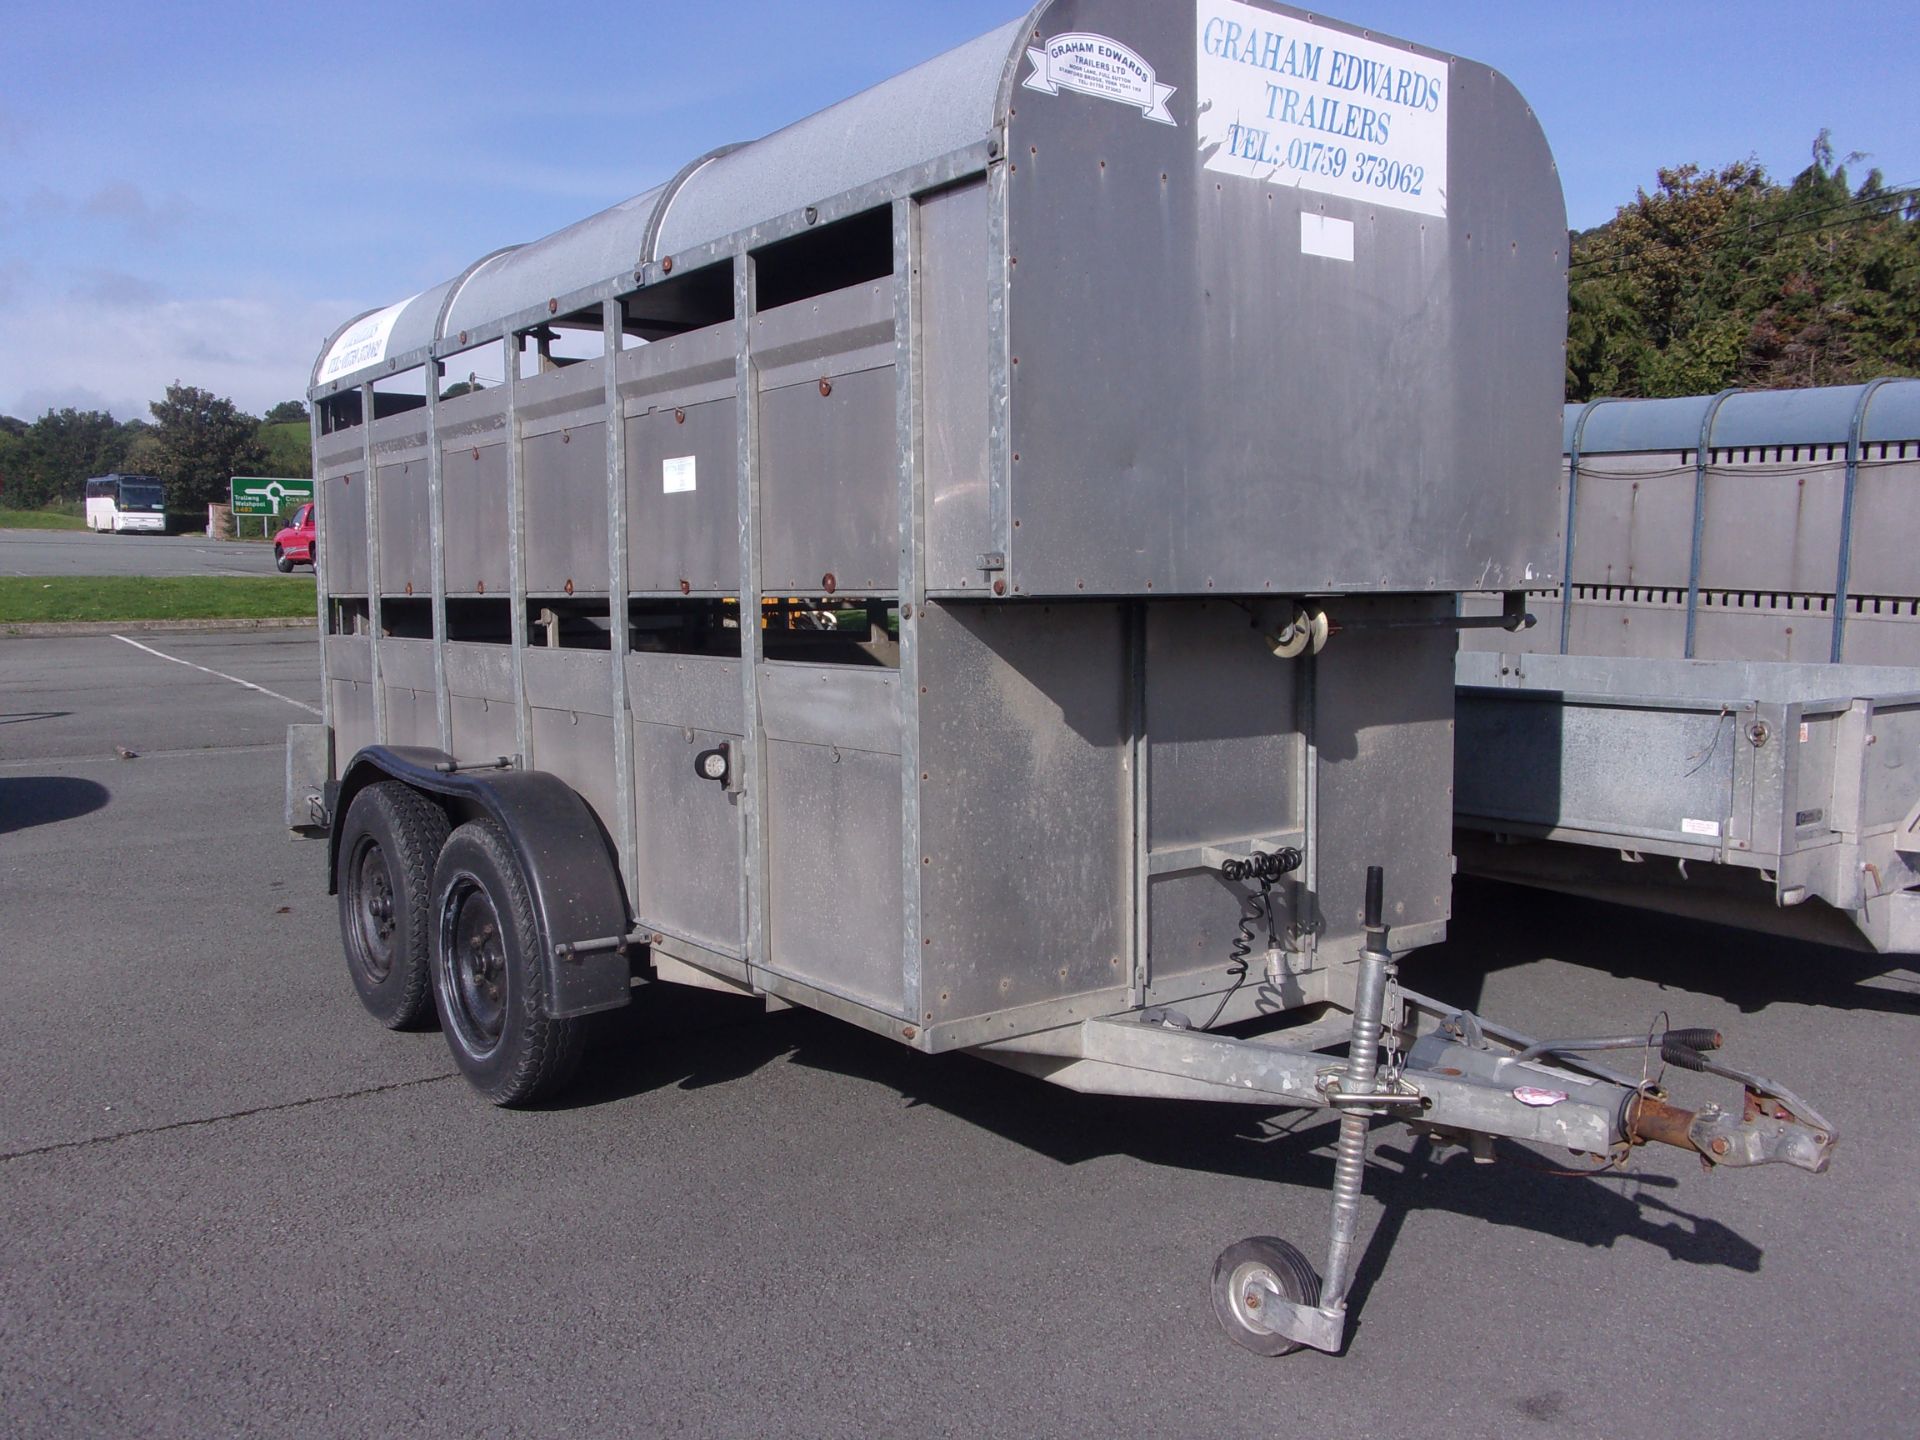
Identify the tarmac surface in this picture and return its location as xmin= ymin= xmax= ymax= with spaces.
xmin=1 ymin=630 xmax=1914 ymax=1438
xmin=0 ymin=527 xmax=299 ymax=579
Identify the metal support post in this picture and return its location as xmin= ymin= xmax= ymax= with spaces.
xmin=361 ymin=381 xmax=386 ymax=744
xmin=505 ymin=332 xmax=533 ymax=764
xmin=735 ymin=251 xmax=769 ymax=975
xmin=425 ymin=367 xmax=452 ymax=750
xmin=1833 ymin=377 xmax=1894 ymax=663
xmin=1318 ymin=865 xmax=1394 ymax=1320
xmin=604 ymin=299 xmax=638 ymax=901
xmin=894 ymin=195 xmax=927 ymax=1026
xmin=1683 ymin=389 xmax=1739 ymax=659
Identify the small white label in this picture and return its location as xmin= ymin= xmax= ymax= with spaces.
xmin=1022 ymin=32 xmax=1177 ymax=125
xmin=1300 ymin=212 xmax=1354 ymax=261
xmin=1799 ymin=722 xmax=1810 ymax=743
xmin=1197 ymin=0 xmax=1450 ymax=217
xmin=1680 ymin=817 xmax=1722 ymax=837
xmin=662 ymin=455 xmax=697 ymax=494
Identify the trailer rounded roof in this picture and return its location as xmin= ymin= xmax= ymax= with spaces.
xmin=439 ymin=184 xmax=670 ymax=344
xmin=314 ymin=11 xmax=1034 ymax=392
xmin=1566 ymin=379 xmax=1920 ymax=455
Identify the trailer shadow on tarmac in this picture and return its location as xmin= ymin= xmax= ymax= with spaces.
xmin=0 ymin=775 xmax=110 ymax=835
xmin=1416 ymin=877 xmax=1920 ymax=1020
xmin=539 ymin=963 xmax=1763 ymax=1353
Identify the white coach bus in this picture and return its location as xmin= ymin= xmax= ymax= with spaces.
xmin=83 ymin=473 xmax=167 ymax=533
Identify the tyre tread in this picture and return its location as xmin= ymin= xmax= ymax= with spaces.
xmin=340 ymin=781 xmax=449 ymax=1029
xmin=436 ymin=819 xmax=586 ymax=1106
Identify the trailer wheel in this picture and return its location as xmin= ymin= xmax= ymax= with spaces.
xmin=429 ymin=819 xmax=586 ymax=1105
xmin=338 ymin=781 xmax=450 ymax=1030
xmin=1211 ymin=1236 xmax=1322 ymax=1357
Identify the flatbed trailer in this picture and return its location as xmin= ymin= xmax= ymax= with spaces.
xmin=1461 ymin=382 xmax=1920 ymax=953
xmin=1458 ymin=652 xmax=1920 ymax=952
xmin=289 ymin=0 xmax=1832 ymax=1356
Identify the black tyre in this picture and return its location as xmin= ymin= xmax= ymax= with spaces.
xmin=1211 ymin=1236 xmax=1322 ymax=1357
xmin=337 ymin=781 xmax=450 ymax=1029
xmin=274 ymin=544 xmax=294 ymax=573
xmin=430 ymin=819 xmax=586 ymax=1105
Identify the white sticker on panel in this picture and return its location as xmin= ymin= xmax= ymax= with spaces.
xmin=1300 ymin=212 xmax=1355 ymax=261
xmin=1197 ymin=0 xmax=1449 ymax=217
xmin=663 ymin=455 xmax=697 ymax=494
xmin=1680 ymin=817 xmax=1722 ymax=837
xmin=1022 ymin=33 xmax=1177 ymax=125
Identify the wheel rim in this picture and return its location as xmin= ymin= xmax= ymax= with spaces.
xmin=1227 ymin=1259 xmax=1284 ymax=1333
xmin=441 ymin=876 xmax=508 ymax=1052
xmin=348 ymin=838 xmax=399 ymax=982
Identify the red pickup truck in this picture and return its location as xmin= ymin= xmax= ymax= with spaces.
xmin=273 ymin=503 xmax=316 ymax=572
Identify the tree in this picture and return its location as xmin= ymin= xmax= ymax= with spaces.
xmin=0 ymin=420 xmax=27 ymax=507
xmin=256 ymin=419 xmax=313 ymax=478
xmin=263 ymin=400 xmax=309 ymax=425
xmin=148 ymin=384 xmax=268 ymax=510
xmin=5 ymin=408 xmax=131 ymax=508
xmin=1567 ymin=134 xmax=1920 ymax=400
xmin=121 ymin=427 xmax=166 ymax=475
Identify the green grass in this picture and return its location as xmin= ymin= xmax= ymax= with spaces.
xmin=0 ymin=576 xmax=317 ymax=624
xmin=0 ymin=506 xmax=87 ymax=531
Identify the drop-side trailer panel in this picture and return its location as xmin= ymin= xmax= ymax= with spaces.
xmin=1458 ymin=652 xmax=1920 ymax=953
xmin=1458 ymin=383 xmax=1920 ymax=951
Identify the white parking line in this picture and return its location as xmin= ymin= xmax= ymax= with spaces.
xmin=111 ymin=633 xmax=322 ymax=716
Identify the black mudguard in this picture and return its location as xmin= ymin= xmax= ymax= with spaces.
xmin=329 ymin=746 xmax=631 ymax=1020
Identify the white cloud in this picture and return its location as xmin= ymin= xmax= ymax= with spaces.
xmin=0 ymin=292 xmax=359 ymax=422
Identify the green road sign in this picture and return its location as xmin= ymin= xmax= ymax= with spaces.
xmin=230 ymin=476 xmax=315 ymax=515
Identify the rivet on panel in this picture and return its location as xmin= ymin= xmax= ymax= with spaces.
xmin=405 ymin=583 xmax=413 ymax=596
xmin=471 ymin=447 xmax=480 ymax=461
xmin=565 ymin=579 xmax=575 ymax=596
xmin=661 ymin=256 xmax=675 ymax=274
xmin=674 ymin=408 xmax=686 ymax=424
xmin=459 ymin=331 xmax=468 ymax=345
xmin=476 ymin=581 xmax=486 ymax=595
xmin=818 ymin=378 xmax=833 ymax=398
xmin=680 ymin=579 xmax=691 ymax=595
xmin=822 ymin=573 xmax=837 ymax=595
xmin=547 ymin=298 xmax=559 ymax=315
xmin=993 ymin=579 xmax=1007 ymax=596
xmin=562 ymin=429 xmax=570 ymax=444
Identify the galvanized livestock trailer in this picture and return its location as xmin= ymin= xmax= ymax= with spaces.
xmin=1460 ymin=382 xmax=1920 ymax=954
xmin=288 ymin=0 xmax=1833 ymax=1356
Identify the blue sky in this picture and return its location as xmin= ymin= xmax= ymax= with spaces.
xmin=2 ymin=0 xmax=1915 ymax=422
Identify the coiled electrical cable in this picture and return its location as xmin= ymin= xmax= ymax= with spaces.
xmin=1204 ymin=876 xmax=1273 ymax=1031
